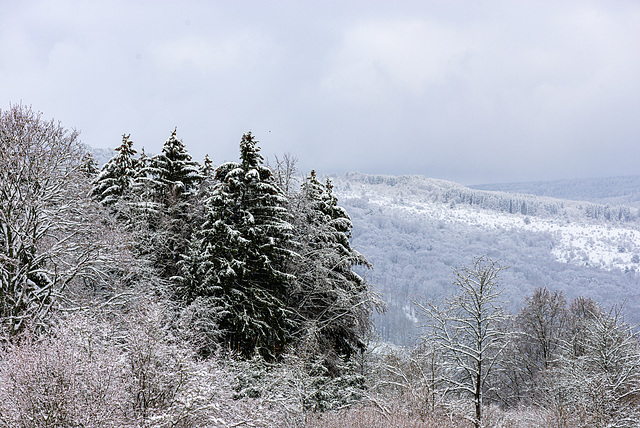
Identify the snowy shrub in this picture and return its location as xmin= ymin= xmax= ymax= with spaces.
xmin=123 ymin=303 xmax=191 ymax=422
xmin=0 ymin=320 xmax=129 ymax=428
xmin=304 ymin=358 xmax=367 ymax=412
xmin=0 ymin=305 xmax=311 ymax=428
xmin=176 ymin=296 xmax=221 ymax=356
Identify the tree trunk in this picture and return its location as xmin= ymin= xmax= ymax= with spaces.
xmin=475 ymin=359 xmax=482 ymax=428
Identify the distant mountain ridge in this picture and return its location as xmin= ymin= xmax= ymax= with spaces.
xmin=470 ymin=175 xmax=640 ymax=207
xmin=334 ymin=172 xmax=639 ymax=224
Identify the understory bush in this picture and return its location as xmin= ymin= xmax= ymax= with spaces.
xmin=0 ymin=304 xmax=310 ymax=428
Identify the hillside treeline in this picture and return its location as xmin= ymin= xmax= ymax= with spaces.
xmin=343 ymin=172 xmax=638 ymax=223
xmin=472 ymin=175 xmax=640 ymax=208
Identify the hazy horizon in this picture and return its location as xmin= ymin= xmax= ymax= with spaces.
xmin=3 ymin=1 xmax=640 ymax=185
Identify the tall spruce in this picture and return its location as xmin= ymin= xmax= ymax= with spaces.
xmin=135 ymin=129 xmax=202 ymax=279
xmin=80 ymin=152 xmax=100 ymax=178
xmin=200 ymin=154 xmax=215 ymax=179
xmin=178 ymin=132 xmax=296 ymax=359
xmin=140 ymin=128 xmax=202 ymax=211
xmin=197 ymin=154 xmax=216 ymax=201
xmin=291 ymin=171 xmax=376 ymax=372
xmin=91 ymin=134 xmax=139 ymax=206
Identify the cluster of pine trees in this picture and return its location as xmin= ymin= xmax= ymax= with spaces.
xmin=0 ymin=104 xmax=382 ymax=425
xmin=90 ymin=128 xmax=380 ymax=365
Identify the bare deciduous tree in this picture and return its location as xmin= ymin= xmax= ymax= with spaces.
xmin=542 ymin=305 xmax=640 ymax=427
xmin=0 ymin=105 xmax=131 ymax=337
xmin=417 ymin=256 xmax=508 ymax=428
xmin=0 ymin=105 xmax=85 ymax=334
xmin=497 ymin=288 xmax=569 ymax=405
xmin=271 ymin=152 xmax=299 ymax=195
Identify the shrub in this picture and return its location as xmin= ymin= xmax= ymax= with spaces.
xmin=0 ymin=320 xmax=128 ymax=427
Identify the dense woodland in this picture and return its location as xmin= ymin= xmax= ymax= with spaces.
xmin=1 ymin=105 xmax=640 ymax=427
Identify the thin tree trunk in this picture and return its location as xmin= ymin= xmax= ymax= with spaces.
xmin=475 ymin=359 xmax=482 ymax=428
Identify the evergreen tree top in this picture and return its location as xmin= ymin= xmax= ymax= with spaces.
xmin=161 ymin=127 xmax=193 ymax=161
xmin=201 ymin=154 xmax=214 ymax=177
xmin=216 ymin=132 xmax=275 ymax=187
xmin=96 ymin=134 xmax=139 ymax=177
xmin=91 ymin=134 xmax=140 ymax=205
xmin=303 ymin=170 xmax=323 ymax=194
xmin=80 ymin=152 xmax=99 ymax=177
xmin=114 ymin=134 xmax=137 ymax=159
xmin=142 ymin=128 xmax=202 ymax=193
xmin=240 ymin=132 xmax=263 ymax=171
xmin=139 ymin=146 xmax=149 ymax=161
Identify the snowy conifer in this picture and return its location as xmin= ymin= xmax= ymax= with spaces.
xmin=80 ymin=152 xmax=100 ymax=178
xmin=91 ymin=134 xmax=139 ymax=206
xmin=178 ymin=132 xmax=296 ymax=360
xmin=200 ymin=154 xmax=214 ymax=178
xmin=138 ymin=128 xmax=202 ymax=211
xmin=196 ymin=154 xmax=216 ymax=200
xmin=290 ymin=170 xmax=377 ymax=373
xmin=134 ymin=129 xmax=203 ymax=279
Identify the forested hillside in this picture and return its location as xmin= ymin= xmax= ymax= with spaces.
xmin=471 ymin=175 xmax=640 ymax=207
xmin=332 ymin=173 xmax=640 ymax=346
xmin=2 ymin=106 xmax=640 ymax=427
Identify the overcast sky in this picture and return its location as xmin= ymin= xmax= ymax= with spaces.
xmin=2 ymin=1 xmax=639 ymax=184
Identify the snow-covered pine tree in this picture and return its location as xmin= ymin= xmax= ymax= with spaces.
xmin=197 ymin=154 xmax=216 ymax=201
xmin=91 ymin=134 xmax=139 ymax=206
xmin=291 ymin=170 xmax=377 ymax=373
xmin=135 ymin=129 xmax=203 ymax=279
xmin=200 ymin=154 xmax=214 ymax=179
xmin=130 ymin=147 xmax=156 ymax=211
xmin=175 ymin=204 xmax=241 ymax=356
xmin=80 ymin=152 xmax=100 ymax=178
xmin=139 ymin=128 xmax=202 ymax=211
xmin=137 ymin=147 xmax=151 ymax=176
xmin=178 ymin=132 xmax=296 ymax=360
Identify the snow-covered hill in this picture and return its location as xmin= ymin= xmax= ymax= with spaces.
xmin=331 ymin=173 xmax=640 ymax=345
xmin=88 ymin=146 xmax=116 ymax=167
xmin=471 ymin=175 xmax=640 ymax=208
xmin=335 ymin=173 xmax=640 ymax=272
